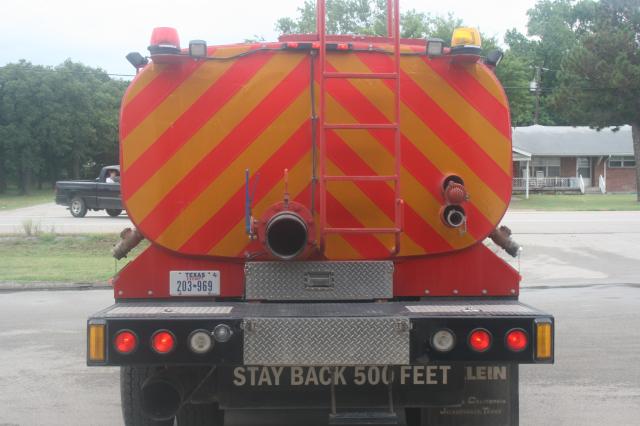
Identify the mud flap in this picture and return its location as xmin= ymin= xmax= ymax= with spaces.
xmin=422 ymin=363 xmax=518 ymax=426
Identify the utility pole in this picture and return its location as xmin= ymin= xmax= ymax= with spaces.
xmin=530 ymin=66 xmax=542 ymax=125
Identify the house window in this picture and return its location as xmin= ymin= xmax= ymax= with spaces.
xmin=531 ymin=157 xmax=561 ymax=177
xmin=609 ymin=156 xmax=636 ymax=168
xmin=577 ymin=157 xmax=591 ymax=178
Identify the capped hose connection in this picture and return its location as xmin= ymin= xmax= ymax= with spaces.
xmin=443 ymin=176 xmax=468 ymax=205
xmin=442 ymin=205 xmax=467 ymax=228
xmin=489 ymin=225 xmax=522 ymax=258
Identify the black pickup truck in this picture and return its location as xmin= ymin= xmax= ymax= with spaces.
xmin=55 ymin=165 xmax=124 ymax=218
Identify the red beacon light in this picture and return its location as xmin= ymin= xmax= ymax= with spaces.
xmin=149 ymin=27 xmax=181 ymax=55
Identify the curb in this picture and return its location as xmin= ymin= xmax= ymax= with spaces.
xmin=0 ymin=281 xmax=112 ymax=292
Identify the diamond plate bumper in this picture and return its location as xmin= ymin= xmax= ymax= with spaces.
xmin=244 ymin=261 xmax=394 ymax=301
xmin=88 ymin=300 xmax=553 ymax=366
xmin=242 ymin=317 xmax=410 ymax=366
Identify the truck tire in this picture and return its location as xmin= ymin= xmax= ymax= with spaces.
xmin=176 ymin=403 xmax=224 ymax=426
xmin=106 ymin=209 xmax=123 ymax=217
xmin=70 ymin=196 xmax=87 ymax=218
xmin=121 ymin=366 xmax=174 ymax=426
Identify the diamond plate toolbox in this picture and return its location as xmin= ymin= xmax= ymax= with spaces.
xmin=242 ymin=317 xmax=410 ymax=366
xmin=244 ymin=261 xmax=393 ymax=301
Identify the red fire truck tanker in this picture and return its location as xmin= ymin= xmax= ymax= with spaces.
xmin=87 ymin=1 xmax=554 ymax=425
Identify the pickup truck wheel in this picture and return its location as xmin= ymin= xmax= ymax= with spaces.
xmin=70 ymin=197 xmax=87 ymax=218
xmin=106 ymin=209 xmax=123 ymax=217
xmin=177 ymin=403 xmax=224 ymax=426
xmin=121 ymin=366 xmax=175 ymax=426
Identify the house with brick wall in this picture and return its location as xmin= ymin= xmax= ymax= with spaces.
xmin=512 ymin=125 xmax=637 ymax=194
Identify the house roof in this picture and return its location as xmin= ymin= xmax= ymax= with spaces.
xmin=512 ymin=125 xmax=634 ymax=157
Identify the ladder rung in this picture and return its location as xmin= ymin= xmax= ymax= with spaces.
xmin=324 ymin=72 xmax=398 ymax=80
xmin=324 ymin=123 xmax=397 ymax=130
xmin=324 ymin=175 xmax=397 ymax=182
xmin=324 ymin=227 xmax=400 ymax=235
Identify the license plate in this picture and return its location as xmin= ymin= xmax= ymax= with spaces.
xmin=169 ymin=271 xmax=220 ymax=296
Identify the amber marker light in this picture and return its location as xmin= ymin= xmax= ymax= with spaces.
xmin=535 ymin=320 xmax=553 ymax=360
xmin=88 ymin=323 xmax=106 ymax=362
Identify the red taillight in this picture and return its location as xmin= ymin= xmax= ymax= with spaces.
xmin=114 ymin=330 xmax=137 ymax=354
xmin=337 ymin=43 xmax=350 ymax=50
xmin=506 ymin=329 xmax=528 ymax=352
xmin=286 ymin=42 xmax=299 ymax=49
xmin=150 ymin=27 xmax=180 ymax=49
xmin=468 ymin=329 xmax=492 ymax=352
xmin=151 ymin=330 xmax=176 ymax=354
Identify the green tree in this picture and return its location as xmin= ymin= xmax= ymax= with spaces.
xmin=276 ymin=0 xmax=388 ymax=35
xmin=552 ymin=0 xmax=640 ymax=199
xmin=0 ymin=60 xmax=126 ymax=193
xmin=0 ymin=61 xmax=51 ymax=193
xmin=502 ymin=1 xmax=580 ymax=125
xmin=496 ymin=53 xmax=537 ymax=126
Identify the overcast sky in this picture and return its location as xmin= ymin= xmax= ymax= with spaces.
xmin=1 ymin=0 xmax=538 ymax=77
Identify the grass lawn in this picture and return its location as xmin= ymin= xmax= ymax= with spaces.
xmin=0 ymin=187 xmax=54 ymax=211
xmin=0 ymin=234 xmax=149 ymax=283
xmin=509 ymin=193 xmax=640 ymax=211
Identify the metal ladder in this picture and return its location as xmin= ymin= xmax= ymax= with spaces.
xmin=316 ymin=0 xmax=403 ymax=255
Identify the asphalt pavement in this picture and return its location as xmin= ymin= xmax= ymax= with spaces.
xmin=0 ymin=206 xmax=639 ymax=425
xmin=1 ymin=285 xmax=639 ymax=426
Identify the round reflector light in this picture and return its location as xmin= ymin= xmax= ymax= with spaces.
xmin=213 ymin=324 xmax=233 ymax=343
xmin=189 ymin=330 xmax=213 ymax=354
xmin=506 ymin=329 xmax=528 ymax=352
xmin=114 ymin=330 xmax=137 ymax=354
xmin=468 ymin=329 xmax=492 ymax=352
xmin=151 ymin=330 xmax=176 ymax=354
xmin=431 ymin=329 xmax=456 ymax=352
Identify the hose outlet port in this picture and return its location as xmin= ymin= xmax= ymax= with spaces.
xmin=257 ymin=201 xmax=315 ymax=260
xmin=442 ymin=205 xmax=466 ymax=228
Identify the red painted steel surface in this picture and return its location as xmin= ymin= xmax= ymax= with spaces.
xmin=114 ymin=242 xmax=519 ymax=300
xmin=114 ymin=245 xmax=244 ymax=299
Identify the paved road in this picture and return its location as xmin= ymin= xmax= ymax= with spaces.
xmin=1 ymin=286 xmax=639 ymax=426
xmin=0 ymin=203 xmax=133 ymax=234
xmin=496 ymin=211 xmax=640 ymax=287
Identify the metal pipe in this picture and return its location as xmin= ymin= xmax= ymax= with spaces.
xmin=112 ymin=228 xmax=144 ymax=260
xmin=489 ymin=226 xmax=522 ymax=258
xmin=140 ymin=372 xmax=186 ymax=421
xmin=265 ymin=212 xmax=309 ymax=260
xmin=310 ymin=50 xmax=317 ymax=216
